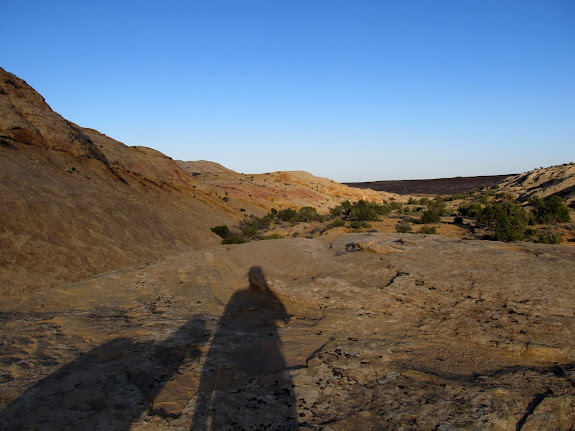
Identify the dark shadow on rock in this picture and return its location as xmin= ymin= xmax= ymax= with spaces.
xmin=0 ymin=316 xmax=208 ymax=430
xmin=191 ymin=266 xmax=299 ymax=431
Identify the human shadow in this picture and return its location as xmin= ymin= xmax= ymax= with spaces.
xmin=191 ymin=266 xmax=299 ymax=431
xmin=0 ymin=316 xmax=208 ymax=431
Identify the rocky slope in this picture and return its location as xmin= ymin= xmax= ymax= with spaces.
xmin=183 ymin=168 xmax=389 ymax=215
xmin=1 ymin=235 xmax=574 ymax=430
xmin=0 ymin=67 xmax=379 ymax=295
xmin=498 ymin=163 xmax=575 ymax=205
xmin=0 ymin=68 xmax=236 ymax=295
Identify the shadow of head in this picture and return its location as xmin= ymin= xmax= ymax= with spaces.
xmin=248 ymin=266 xmax=271 ymax=292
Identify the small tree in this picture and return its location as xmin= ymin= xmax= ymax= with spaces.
xmin=530 ymin=195 xmax=571 ymax=224
xmin=395 ymin=221 xmax=413 ymax=233
xmin=478 ymin=202 xmax=530 ymax=242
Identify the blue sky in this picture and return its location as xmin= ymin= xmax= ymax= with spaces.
xmin=2 ymin=1 xmax=574 ymax=181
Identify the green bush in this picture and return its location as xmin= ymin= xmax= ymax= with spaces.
xmin=535 ymin=232 xmax=563 ymax=244
xmin=221 ymin=236 xmax=247 ymax=244
xmin=419 ymin=225 xmax=437 ymax=234
xmin=298 ymin=206 xmax=324 ymax=222
xmin=349 ymin=200 xmax=380 ymax=221
xmin=329 ymin=205 xmax=344 ymax=219
xmin=477 ymin=201 xmax=530 ymax=242
xmin=458 ymin=202 xmax=482 ymax=218
xmin=419 ymin=199 xmax=446 ymax=224
xmin=420 ymin=209 xmax=441 ymax=224
xmin=325 ymin=218 xmax=345 ymax=229
xmin=395 ymin=221 xmax=413 ymax=233
xmin=239 ymin=213 xmax=274 ymax=238
xmin=530 ymin=195 xmax=571 ymax=224
xmin=277 ymin=208 xmax=299 ymax=222
xmin=419 ymin=197 xmax=431 ymax=206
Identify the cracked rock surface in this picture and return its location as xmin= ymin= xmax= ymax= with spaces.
xmin=1 ymin=234 xmax=574 ymax=430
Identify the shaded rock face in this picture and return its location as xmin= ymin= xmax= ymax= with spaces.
xmin=1 ymin=235 xmax=574 ymax=430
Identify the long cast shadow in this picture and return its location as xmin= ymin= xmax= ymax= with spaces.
xmin=0 ymin=316 xmax=208 ymax=430
xmin=191 ymin=266 xmax=299 ymax=430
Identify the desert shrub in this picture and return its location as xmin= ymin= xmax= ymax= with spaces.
xmin=395 ymin=221 xmax=413 ymax=233
xmin=298 ymin=206 xmax=324 ymax=222
xmin=535 ymin=232 xmax=563 ymax=244
xmin=325 ymin=218 xmax=345 ymax=230
xmin=239 ymin=213 xmax=273 ymax=238
xmin=454 ymin=216 xmax=464 ymax=224
xmin=211 ymin=225 xmax=231 ymax=238
xmin=375 ymin=202 xmax=393 ymax=216
xmin=407 ymin=197 xmax=418 ymax=205
xmin=349 ymin=200 xmax=379 ymax=221
xmin=348 ymin=221 xmax=362 ymax=229
xmin=418 ymin=197 xmax=431 ymax=206
xmin=329 ymin=205 xmax=344 ymax=219
xmin=221 ymin=236 xmax=247 ymax=244
xmin=333 ymin=200 xmax=391 ymax=221
xmin=419 ymin=199 xmax=446 ymax=224
xmin=419 ymin=225 xmax=437 ymax=234
xmin=277 ymin=208 xmax=299 ymax=223
xmin=477 ymin=201 xmax=530 ymax=242
xmin=479 ymin=193 xmax=491 ymax=205
xmin=458 ymin=202 xmax=483 ymax=218
xmin=390 ymin=201 xmax=403 ymax=212
xmin=530 ymin=195 xmax=571 ymax=224
xmin=420 ymin=209 xmax=441 ymax=224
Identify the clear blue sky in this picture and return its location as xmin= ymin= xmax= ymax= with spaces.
xmin=2 ymin=1 xmax=574 ymax=181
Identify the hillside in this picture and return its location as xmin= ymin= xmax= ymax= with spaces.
xmin=186 ymin=168 xmax=390 ymax=215
xmin=498 ymin=163 xmax=575 ymax=205
xmin=0 ymin=67 xmax=383 ymax=295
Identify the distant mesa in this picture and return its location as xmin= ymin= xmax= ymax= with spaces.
xmin=345 ymin=175 xmax=514 ymax=196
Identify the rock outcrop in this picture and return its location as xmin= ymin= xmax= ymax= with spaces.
xmin=1 ymin=235 xmax=574 ymax=429
xmin=499 ymin=163 xmax=575 ymax=205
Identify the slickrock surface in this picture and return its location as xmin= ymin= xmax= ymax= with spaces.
xmin=1 ymin=234 xmax=574 ymax=430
